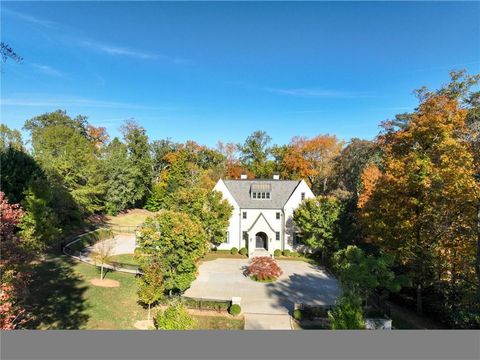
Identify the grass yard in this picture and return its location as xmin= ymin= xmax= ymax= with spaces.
xmin=23 ymin=254 xmax=244 ymax=330
xmin=192 ymin=314 xmax=244 ymax=330
xmin=106 ymin=209 xmax=154 ymax=228
xmin=201 ymin=251 xmax=248 ymax=262
xmin=23 ymin=255 xmax=148 ymax=330
xmin=110 ymin=253 xmax=139 ymax=266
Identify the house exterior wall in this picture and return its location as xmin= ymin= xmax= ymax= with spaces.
xmin=213 ymin=180 xmax=241 ymax=250
xmin=213 ymin=179 xmax=315 ymax=256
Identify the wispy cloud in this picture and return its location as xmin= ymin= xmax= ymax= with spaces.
xmin=1 ymin=95 xmax=162 ymax=110
xmin=3 ymin=8 xmax=58 ymax=29
xmin=266 ymin=87 xmax=375 ymax=98
xmin=80 ymin=40 xmax=190 ymax=64
xmin=31 ymin=63 xmax=70 ymax=79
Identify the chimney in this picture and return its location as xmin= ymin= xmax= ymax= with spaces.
xmin=273 ymin=174 xmax=280 ymax=180
xmin=240 ymin=174 xmax=248 ymax=180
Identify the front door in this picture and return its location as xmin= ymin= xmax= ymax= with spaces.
xmin=255 ymin=232 xmax=267 ymax=249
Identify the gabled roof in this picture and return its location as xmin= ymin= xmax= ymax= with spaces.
xmin=247 ymin=212 xmax=276 ymax=232
xmin=222 ymin=179 xmax=301 ymax=209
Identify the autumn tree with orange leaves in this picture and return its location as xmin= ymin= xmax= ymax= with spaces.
xmin=359 ymin=95 xmax=479 ymax=322
xmin=281 ymin=135 xmax=344 ymax=194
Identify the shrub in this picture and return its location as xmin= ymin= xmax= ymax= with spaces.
xmin=293 ymin=309 xmax=303 ymax=321
xmin=154 ymin=301 xmax=196 ymax=330
xmin=282 ymin=249 xmax=291 ymax=257
xmin=246 ymin=256 xmax=283 ymax=282
xmin=229 ymin=304 xmax=241 ymax=316
xmin=239 ymin=247 xmax=248 ymax=256
xmin=273 ymin=249 xmax=282 ymax=257
xmin=230 ymin=247 xmax=238 ymax=255
xmin=328 ymin=294 xmax=365 ymax=330
xmin=290 ymin=251 xmax=299 ymax=257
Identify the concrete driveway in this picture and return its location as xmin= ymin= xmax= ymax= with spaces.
xmin=184 ymin=258 xmax=341 ymax=318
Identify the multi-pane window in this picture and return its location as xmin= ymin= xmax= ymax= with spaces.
xmin=251 ymin=191 xmax=271 ymax=200
xmin=224 ymin=231 xmax=229 ymax=243
xmin=301 ymin=192 xmax=306 ymax=200
xmin=276 ymin=232 xmax=280 ymax=241
xmin=276 ymin=212 xmax=280 ymax=219
xmin=242 ymin=212 xmax=247 ymax=219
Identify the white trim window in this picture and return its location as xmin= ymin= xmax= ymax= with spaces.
xmin=223 ymin=231 xmax=230 ymax=244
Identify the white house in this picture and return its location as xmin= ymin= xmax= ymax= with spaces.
xmin=213 ymin=174 xmax=315 ymax=257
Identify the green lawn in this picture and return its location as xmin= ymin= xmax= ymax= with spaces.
xmin=106 ymin=209 xmax=154 ymax=228
xmin=192 ymin=314 xmax=244 ymax=330
xmin=110 ymin=253 xmax=138 ymax=266
xmin=23 ymin=255 xmax=148 ymax=330
xmin=23 ymin=255 xmax=244 ymax=330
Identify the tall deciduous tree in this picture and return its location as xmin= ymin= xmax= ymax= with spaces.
xmin=293 ymin=196 xmax=342 ymax=263
xmin=121 ymin=120 xmax=153 ymax=205
xmin=282 ymin=135 xmax=344 ymax=194
xmin=102 ymin=138 xmax=141 ymax=215
xmin=168 ymin=187 xmax=232 ymax=246
xmin=238 ymin=130 xmax=274 ymax=178
xmin=359 ymin=95 xmax=479 ymax=315
xmin=136 ymin=211 xmax=208 ymax=294
xmin=24 ymin=111 xmax=105 ymax=215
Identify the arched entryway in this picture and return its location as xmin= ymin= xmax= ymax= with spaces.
xmin=255 ymin=232 xmax=268 ymax=250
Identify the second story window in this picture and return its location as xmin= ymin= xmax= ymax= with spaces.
xmin=276 ymin=232 xmax=280 ymax=241
xmin=301 ymin=192 xmax=306 ymax=200
xmin=276 ymin=212 xmax=280 ymax=219
xmin=242 ymin=212 xmax=247 ymax=219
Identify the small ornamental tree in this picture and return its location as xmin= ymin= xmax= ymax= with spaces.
xmin=246 ymin=256 xmax=283 ymax=282
xmin=154 ymin=300 xmax=196 ymax=330
xmin=137 ymin=262 xmax=164 ymax=321
xmin=91 ymin=239 xmax=114 ymax=280
xmin=328 ymin=294 xmax=365 ymax=330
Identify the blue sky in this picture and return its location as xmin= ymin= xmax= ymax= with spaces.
xmin=1 ymin=1 xmax=479 ymax=147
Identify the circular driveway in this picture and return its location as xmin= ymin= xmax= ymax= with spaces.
xmin=84 ymin=234 xmax=136 ymax=256
xmin=184 ymin=258 xmax=341 ymax=315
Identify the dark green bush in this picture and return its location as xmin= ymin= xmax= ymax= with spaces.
xmin=239 ymin=248 xmax=248 ymax=256
xmin=230 ymin=247 xmax=239 ymax=255
xmin=273 ymin=249 xmax=282 ymax=257
xmin=293 ymin=309 xmax=303 ymax=321
xmin=229 ymin=304 xmax=241 ymax=316
xmin=282 ymin=249 xmax=291 ymax=257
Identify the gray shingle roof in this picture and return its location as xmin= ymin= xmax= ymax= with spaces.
xmin=223 ymin=179 xmax=301 ymax=209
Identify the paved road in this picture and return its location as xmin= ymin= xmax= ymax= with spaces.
xmin=184 ymin=258 xmax=341 ymax=329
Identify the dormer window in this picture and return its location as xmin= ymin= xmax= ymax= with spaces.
xmin=250 ymin=183 xmax=272 ymax=200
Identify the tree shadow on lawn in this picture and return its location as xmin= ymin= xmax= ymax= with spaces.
xmin=265 ymin=270 xmax=341 ymax=315
xmin=22 ymin=256 xmax=89 ymax=329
